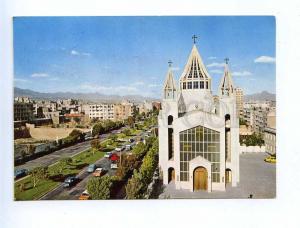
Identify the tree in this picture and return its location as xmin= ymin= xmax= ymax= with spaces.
xmin=27 ymin=144 xmax=36 ymax=156
xmin=90 ymin=139 xmax=101 ymax=149
xmin=59 ymin=157 xmax=72 ymax=172
xmin=127 ymin=116 xmax=135 ymax=128
xmin=87 ymin=176 xmax=117 ymax=200
xmin=122 ymin=128 xmax=131 ymax=136
xmin=108 ymin=134 xmax=118 ymax=142
xmin=125 ymin=170 xmax=143 ymax=199
xmin=30 ymin=166 xmax=48 ymax=188
xmin=92 ymin=123 xmax=104 ymax=136
xmin=73 ymin=117 xmax=81 ymax=124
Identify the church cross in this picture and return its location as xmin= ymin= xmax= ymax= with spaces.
xmin=192 ymin=35 xmax=198 ymax=44
xmin=168 ymin=60 xmax=173 ymax=67
xmin=224 ymin=57 xmax=229 ymax=64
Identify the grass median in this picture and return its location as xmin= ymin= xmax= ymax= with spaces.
xmin=14 ymin=149 xmax=105 ymax=201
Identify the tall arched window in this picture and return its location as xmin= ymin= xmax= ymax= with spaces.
xmin=168 ymin=115 xmax=173 ymax=125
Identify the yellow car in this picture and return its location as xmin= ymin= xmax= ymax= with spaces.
xmin=264 ymin=155 xmax=276 ymax=163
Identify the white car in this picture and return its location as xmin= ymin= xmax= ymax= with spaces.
xmin=111 ymin=163 xmax=118 ymax=169
xmin=104 ymin=152 xmax=112 ymax=158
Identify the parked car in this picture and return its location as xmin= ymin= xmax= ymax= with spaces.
xmin=111 ymin=162 xmax=118 ymax=169
xmin=104 ymin=152 xmax=112 ymax=158
xmin=115 ymin=146 xmax=125 ymax=152
xmin=79 ymin=190 xmax=90 ymax=200
xmin=93 ymin=168 xmax=105 ymax=177
xmin=14 ymin=169 xmax=28 ymax=179
xmin=87 ymin=164 xmax=96 ymax=173
xmin=110 ymin=153 xmax=119 ymax=162
xmin=264 ymin=155 xmax=276 ymax=163
xmin=63 ymin=176 xmax=79 ymax=188
xmin=125 ymin=145 xmax=132 ymax=151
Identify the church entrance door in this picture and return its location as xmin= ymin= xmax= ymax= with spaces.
xmin=193 ymin=167 xmax=207 ymax=191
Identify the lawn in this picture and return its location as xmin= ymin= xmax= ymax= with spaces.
xmin=14 ymin=149 xmax=105 ymax=201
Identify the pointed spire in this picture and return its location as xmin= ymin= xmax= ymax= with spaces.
xmin=179 ymin=41 xmax=211 ymax=92
xmin=219 ymin=58 xmax=235 ymax=97
xmin=163 ymin=60 xmax=177 ymax=100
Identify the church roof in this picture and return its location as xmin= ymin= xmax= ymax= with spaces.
xmin=163 ymin=67 xmax=177 ymax=91
xmin=179 ymin=44 xmax=211 ymax=81
xmin=219 ymin=60 xmax=235 ymax=97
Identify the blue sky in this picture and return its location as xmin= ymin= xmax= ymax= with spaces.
xmin=14 ymin=16 xmax=275 ymax=98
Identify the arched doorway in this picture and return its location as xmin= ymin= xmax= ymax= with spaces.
xmin=225 ymin=168 xmax=232 ymax=184
xmin=168 ymin=167 xmax=175 ymax=183
xmin=193 ymin=167 xmax=208 ymax=191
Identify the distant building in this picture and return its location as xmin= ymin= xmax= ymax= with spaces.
xmin=138 ymin=101 xmax=153 ymax=114
xmin=152 ymin=101 xmax=161 ymax=111
xmin=114 ymin=101 xmax=134 ymax=121
xmin=84 ymin=104 xmax=115 ymax=120
xmin=235 ymin=87 xmax=244 ymax=118
xmin=14 ymin=102 xmax=34 ymax=121
xmin=264 ymin=109 xmax=276 ymax=155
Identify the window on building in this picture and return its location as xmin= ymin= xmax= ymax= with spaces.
xmin=179 ymin=126 xmax=220 ymax=182
xmin=193 ymin=81 xmax=199 ymax=89
xmin=183 ymin=82 xmax=186 ymax=90
xmin=187 ymin=82 xmax=192 ymax=89
xmin=200 ymin=81 xmax=204 ymax=89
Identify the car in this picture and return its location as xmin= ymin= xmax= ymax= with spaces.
xmin=78 ymin=190 xmax=90 ymax=200
xmin=264 ymin=155 xmax=276 ymax=163
xmin=93 ymin=168 xmax=104 ymax=177
xmin=115 ymin=146 xmax=125 ymax=152
xmin=104 ymin=152 xmax=112 ymax=158
xmin=63 ymin=176 xmax=79 ymax=188
xmin=110 ymin=153 xmax=119 ymax=162
xmin=14 ymin=169 xmax=28 ymax=179
xmin=125 ymin=145 xmax=132 ymax=151
xmin=128 ymin=138 xmax=134 ymax=143
xmin=111 ymin=162 xmax=118 ymax=169
xmin=87 ymin=164 xmax=96 ymax=173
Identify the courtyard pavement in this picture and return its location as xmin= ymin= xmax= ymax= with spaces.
xmin=159 ymin=153 xmax=276 ymax=199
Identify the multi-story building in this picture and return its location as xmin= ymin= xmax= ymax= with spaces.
xmin=138 ymin=101 xmax=153 ymax=114
xmin=14 ymin=102 xmax=34 ymax=121
xmin=264 ymin=109 xmax=276 ymax=155
xmin=158 ymin=42 xmax=240 ymax=192
xmin=114 ymin=101 xmax=134 ymax=121
xmin=85 ymin=104 xmax=115 ymax=120
xmin=235 ymin=87 xmax=244 ymax=118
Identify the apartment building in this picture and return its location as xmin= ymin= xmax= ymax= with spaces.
xmin=235 ymin=87 xmax=244 ymax=118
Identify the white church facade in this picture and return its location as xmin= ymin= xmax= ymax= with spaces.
xmin=158 ymin=40 xmax=240 ymax=192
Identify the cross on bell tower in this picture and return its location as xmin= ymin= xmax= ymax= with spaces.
xmin=224 ymin=57 xmax=229 ymax=64
xmin=192 ymin=35 xmax=198 ymax=44
xmin=168 ymin=60 xmax=173 ymax=67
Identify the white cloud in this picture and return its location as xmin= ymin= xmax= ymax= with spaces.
xmin=31 ymin=73 xmax=49 ymax=78
xmin=232 ymin=71 xmax=252 ymax=76
xmin=209 ymin=69 xmax=223 ymax=74
xmin=133 ymin=81 xmax=145 ymax=86
xmin=148 ymin=84 xmax=160 ymax=88
xmin=49 ymin=77 xmax=60 ymax=81
xmin=208 ymin=56 xmax=217 ymax=60
xmin=71 ymin=49 xmax=91 ymax=57
xmin=80 ymin=83 xmax=139 ymax=95
xmin=171 ymin=67 xmax=180 ymax=71
xmin=14 ymin=78 xmax=29 ymax=83
xmin=254 ymin=56 xmax=275 ymax=63
xmin=207 ymin=62 xmax=225 ymax=68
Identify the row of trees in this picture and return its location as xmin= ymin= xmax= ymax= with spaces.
xmin=85 ymin=136 xmax=157 ymax=200
xmin=125 ymin=138 xmax=159 ymax=199
xmin=240 ymin=133 xmax=265 ymax=146
xmin=92 ymin=120 xmax=124 ymax=137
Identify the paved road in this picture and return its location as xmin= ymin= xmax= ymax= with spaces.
xmin=159 ymin=153 xmax=276 ymax=199
xmin=14 ymin=128 xmax=125 ymax=173
xmin=40 ymin=130 xmax=149 ymax=200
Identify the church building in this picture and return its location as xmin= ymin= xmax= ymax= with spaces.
xmin=158 ymin=38 xmax=240 ymax=192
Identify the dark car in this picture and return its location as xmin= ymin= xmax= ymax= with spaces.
xmin=14 ymin=169 xmax=28 ymax=179
xmin=63 ymin=176 xmax=79 ymax=188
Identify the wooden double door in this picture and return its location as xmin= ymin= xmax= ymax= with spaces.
xmin=193 ymin=167 xmax=208 ymax=191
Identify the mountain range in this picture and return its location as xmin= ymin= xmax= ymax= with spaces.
xmin=14 ymin=87 xmax=158 ymax=103
xmin=14 ymin=87 xmax=275 ymax=102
